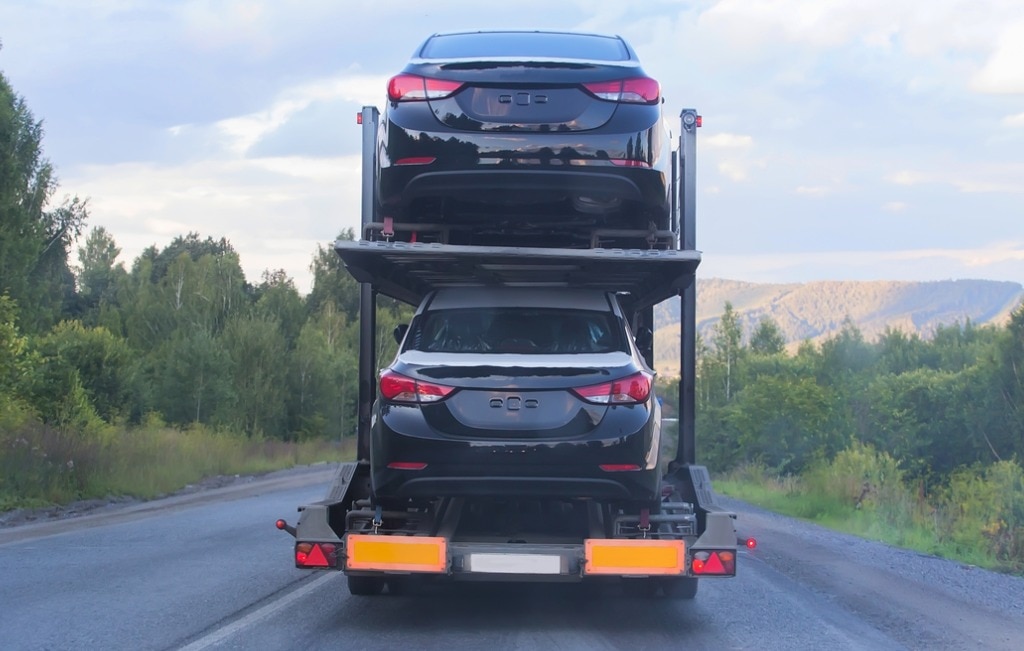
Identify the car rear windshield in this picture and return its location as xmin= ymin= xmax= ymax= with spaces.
xmin=419 ymin=32 xmax=630 ymax=62
xmin=407 ymin=308 xmax=627 ymax=354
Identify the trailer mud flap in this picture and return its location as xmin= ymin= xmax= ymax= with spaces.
xmin=345 ymin=534 xmax=448 ymax=573
xmin=584 ymin=539 xmax=685 ymax=576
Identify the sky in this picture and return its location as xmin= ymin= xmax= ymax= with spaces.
xmin=1 ymin=0 xmax=1022 ymax=294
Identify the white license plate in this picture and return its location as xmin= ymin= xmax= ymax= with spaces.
xmin=466 ymin=553 xmax=562 ymax=574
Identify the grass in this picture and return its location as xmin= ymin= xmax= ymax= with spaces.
xmin=0 ymin=414 xmax=354 ymax=511
xmin=715 ymin=456 xmax=1023 ymax=574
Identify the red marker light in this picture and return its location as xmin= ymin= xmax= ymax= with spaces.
xmin=395 ymin=157 xmax=437 ymax=166
xmin=275 ymin=519 xmax=287 ymax=530
xmin=599 ymin=464 xmax=642 ymax=472
xmin=387 ymin=462 xmax=428 ymax=470
xmin=356 ymin=113 xmax=363 ymax=125
xmin=746 ymin=538 xmax=757 ymax=550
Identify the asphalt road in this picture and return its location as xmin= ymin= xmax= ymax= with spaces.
xmin=2 ymin=468 xmax=1022 ymax=651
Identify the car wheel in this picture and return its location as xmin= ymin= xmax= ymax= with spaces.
xmin=347 ymin=575 xmax=385 ymax=596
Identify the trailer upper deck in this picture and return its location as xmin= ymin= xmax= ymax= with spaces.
xmin=334 ymin=240 xmax=701 ymax=310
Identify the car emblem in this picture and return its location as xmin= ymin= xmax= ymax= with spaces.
xmin=490 ymin=396 xmax=539 ymax=410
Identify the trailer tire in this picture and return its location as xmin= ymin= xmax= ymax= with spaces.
xmin=386 ymin=577 xmax=410 ymax=596
xmin=622 ymin=577 xmax=659 ymax=597
xmin=347 ymin=575 xmax=385 ymax=596
xmin=660 ymin=577 xmax=698 ymax=600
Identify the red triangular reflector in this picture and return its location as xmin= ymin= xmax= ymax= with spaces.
xmin=305 ymin=544 xmax=329 ymax=567
xmin=704 ymin=552 xmax=726 ymax=574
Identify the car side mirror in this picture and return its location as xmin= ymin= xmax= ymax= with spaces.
xmin=634 ymin=327 xmax=653 ymax=350
xmin=393 ymin=323 xmax=409 ymax=345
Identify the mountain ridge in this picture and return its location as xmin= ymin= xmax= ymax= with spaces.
xmin=653 ymin=278 xmax=1024 ymax=376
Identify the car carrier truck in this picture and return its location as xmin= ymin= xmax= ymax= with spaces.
xmin=276 ymin=105 xmax=753 ymax=599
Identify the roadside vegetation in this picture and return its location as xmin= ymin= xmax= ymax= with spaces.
xmin=658 ymin=298 xmax=1024 ymax=573
xmin=0 ymin=60 xmax=374 ymax=511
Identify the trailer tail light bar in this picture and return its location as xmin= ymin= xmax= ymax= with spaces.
xmin=690 ymin=550 xmax=735 ymax=576
xmin=295 ymin=542 xmax=338 ymax=568
xmin=584 ymin=539 xmax=685 ymax=576
xmin=345 ymin=534 xmax=448 ymax=573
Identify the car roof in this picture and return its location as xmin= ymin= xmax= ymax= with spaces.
xmin=427 ymin=287 xmax=615 ymax=311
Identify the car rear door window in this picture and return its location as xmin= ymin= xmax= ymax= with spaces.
xmin=412 ymin=308 xmax=624 ymax=354
xmin=419 ymin=32 xmax=630 ymax=62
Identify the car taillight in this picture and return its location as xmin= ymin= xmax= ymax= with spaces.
xmin=380 ymin=370 xmax=455 ymax=403
xmin=572 ymin=371 xmax=652 ymax=405
xmin=582 ymin=77 xmax=660 ymax=104
xmin=387 ymin=74 xmax=464 ymax=102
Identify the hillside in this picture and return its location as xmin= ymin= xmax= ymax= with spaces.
xmin=653 ymin=278 xmax=1024 ymax=376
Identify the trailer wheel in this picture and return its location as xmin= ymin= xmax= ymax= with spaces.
xmin=347 ymin=575 xmax=385 ymax=596
xmin=386 ymin=577 xmax=409 ymax=596
xmin=622 ymin=578 xmax=659 ymax=597
xmin=660 ymin=577 xmax=698 ymax=600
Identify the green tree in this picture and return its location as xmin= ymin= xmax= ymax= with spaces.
xmin=254 ymin=269 xmax=305 ymax=347
xmin=991 ymin=303 xmax=1024 ymax=458
xmin=749 ymin=316 xmax=786 ymax=356
xmin=0 ymin=295 xmax=31 ymax=398
xmin=77 ymin=226 xmax=128 ymax=327
xmin=289 ymin=300 xmax=358 ymax=439
xmin=222 ymin=314 xmax=288 ymax=437
xmin=32 ymin=321 xmax=133 ymax=422
xmin=711 ymin=302 xmax=744 ymax=402
xmin=149 ymin=329 xmax=234 ymax=425
xmin=726 ymin=373 xmax=844 ymax=474
xmin=306 ymin=230 xmax=360 ymax=320
xmin=0 ymin=65 xmax=87 ymax=332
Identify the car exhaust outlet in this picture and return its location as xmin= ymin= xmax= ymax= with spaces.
xmin=275 ymin=519 xmax=297 ymax=537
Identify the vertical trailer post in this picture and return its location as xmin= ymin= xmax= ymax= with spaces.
xmin=357 ymin=106 xmax=380 ymax=462
xmin=677 ymin=109 xmax=699 ymax=466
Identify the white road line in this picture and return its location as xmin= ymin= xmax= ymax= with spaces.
xmin=177 ymin=572 xmax=342 ymax=651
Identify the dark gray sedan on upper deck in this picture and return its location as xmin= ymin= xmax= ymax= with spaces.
xmin=377 ymin=30 xmax=671 ymax=248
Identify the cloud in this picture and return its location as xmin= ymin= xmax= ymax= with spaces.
xmin=971 ymin=21 xmax=1024 ymax=94
xmin=795 ymin=186 xmax=830 ymax=197
xmin=717 ymin=161 xmax=749 ymax=182
xmin=1002 ymin=112 xmax=1024 ymax=127
xmin=66 ymin=155 xmax=364 ymax=292
xmin=214 ymin=73 xmax=387 ymax=156
xmin=704 ymin=133 xmax=754 ymax=148
xmin=883 ymin=201 xmax=908 ymax=213
xmin=887 ymin=170 xmax=930 ymax=186
xmin=886 ymin=164 xmax=1024 ymax=194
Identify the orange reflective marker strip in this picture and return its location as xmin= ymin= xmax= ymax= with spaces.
xmin=345 ymin=535 xmax=447 ymax=573
xmin=584 ymin=539 xmax=685 ymax=576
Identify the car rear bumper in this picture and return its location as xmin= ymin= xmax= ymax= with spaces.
xmin=371 ymin=404 xmax=662 ymax=502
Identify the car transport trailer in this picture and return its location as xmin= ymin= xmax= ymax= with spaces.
xmin=276 ymin=105 xmax=754 ymax=598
